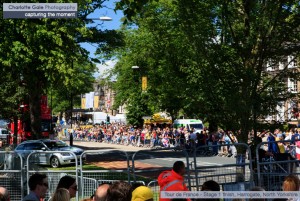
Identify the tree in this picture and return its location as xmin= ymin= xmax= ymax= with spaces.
xmin=0 ymin=0 xmax=115 ymax=139
xmin=114 ymin=0 xmax=300 ymax=144
xmin=111 ymin=1 xmax=194 ymax=124
xmin=175 ymin=0 xmax=300 ymax=142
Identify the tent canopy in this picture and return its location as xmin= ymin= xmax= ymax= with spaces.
xmin=144 ymin=112 xmax=172 ymax=124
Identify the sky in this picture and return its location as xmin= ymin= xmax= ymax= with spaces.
xmin=80 ymin=0 xmax=123 ymax=78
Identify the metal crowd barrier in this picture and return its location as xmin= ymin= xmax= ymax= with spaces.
xmin=26 ymin=151 xmax=79 ymax=201
xmin=0 ymin=151 xmax=23 ymax=201
xmin=79 ymin=150 xmax=130 ymax=199
xmin=189 ymin=143 xmax=254 ymax=191
xmin=255 ymin=140 xmax=300 ymax=191
xmin=3 ymin=141 xmax=300 ymax=201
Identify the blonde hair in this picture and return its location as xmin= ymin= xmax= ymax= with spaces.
xmin=282 ymin=174 xmax=300 ymax=191
xmin=51 ymin=188 xmax=70 ymax=201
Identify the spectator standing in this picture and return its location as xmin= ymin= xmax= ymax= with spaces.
xmin=50 ymin=188 xmax=70 ymax=201
xmin=212 ymin=132 xmax=219 ymax=155
xmin=106 ymin=181 xmax=131 ymax=201
xmin=0 ymin=187 xmax=10 ymax=201
xmin=195 ymin=180 xmax=220 ymax=201
xmin=296 ymin=140 xmax=300 ymax=160
xmin=23 ymin=173 xmax=48 ymax=201
xmin=249 ymin=186 xmax=265 ymax=201
xmin=131 ymin=186 xmax=153 ymax=201
xmin=279 ymin=174 xmax=300 ymax=201
xmin=196 ymin=131 xmax=206 ymax=148
xmin=282 ymin=174 xmax=300 ymax=191
xmin=158 ymin=161 xmax=190 ymax=201
xmin=151 ymin=130 xmax=157 ymax=147
xmin=267 ymin=132 xmax=278 ymax=154
xmin=201 ymin=180 xmax=220 ymax=191
xmin=56 ymin=175 xmax=77 ymax=199
xmin=94 ymin=183 xmax=110 ymax=201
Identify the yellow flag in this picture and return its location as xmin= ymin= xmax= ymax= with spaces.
xmin=142 ymin=76 xmax=147 ymax=91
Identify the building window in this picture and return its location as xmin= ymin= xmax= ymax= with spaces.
xmin=266 ymin=59 xmax=276 ymax=71
xmin=278 ymin=62 xmax=284 ymax=70
xmin=288 ymin=78 xmax=297 ymax=93
xmin=288 ymin=55 xmax=297 ymax=68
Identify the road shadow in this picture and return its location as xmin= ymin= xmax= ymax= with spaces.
xmin=73 ymin=145 xmax=117 ymax=150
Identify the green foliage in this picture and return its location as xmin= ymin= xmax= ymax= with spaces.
xmin=0 ymin=0 xmax=113 ymax=138
xmin=112 ymin=0 xmax=300 ymax=143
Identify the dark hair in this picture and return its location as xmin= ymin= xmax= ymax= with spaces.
xmin=56 ymin=175 xmax=76 ymax=190
xmin=0 ymin=194 xmax=6 ymax=201
xmin=201 ymin=180 xmax=220 ymax=191
xmin=173 ymin=161 xmax=185 ymax=174
xmin=106 ymin=181 xmax=131 ymax=201
xmin=130 ymin=183 xmax=144 ymax=192
xmin=28 ymin=173 xmax=47 ymax=191
xmin=0 ymin=188 xmax=9 ymax=201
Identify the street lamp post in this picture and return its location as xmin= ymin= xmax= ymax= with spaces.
xmin=132 ymin=66 xmax=147 ymax=92
xmin=69 ymin=16 xmax=112 ymax=146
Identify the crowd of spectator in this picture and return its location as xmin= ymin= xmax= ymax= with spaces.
xmin=55 ymin=123 xmax=242 ymax=156
xmin=16 ymin=173 xmax=154 ymax=201
xmin=253 ymin=128 xmax=300 ymax=160
xmin=56 ymin=124 xmax=300 ymax=156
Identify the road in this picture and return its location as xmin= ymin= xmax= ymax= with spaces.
xmin=71 ymin=140 xmax=239 ymax=165
xmin=70 ymin=140 xmax=243 ymax=168
xmin=70 ymin=140 xmax=250 ymax=182
xmin=70 ymin=140 xmax=149 ymax=152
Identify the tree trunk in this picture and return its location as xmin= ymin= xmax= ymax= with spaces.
xmin=13 ymin=116 xmax=18 ymax=145
xmin=208 ymin=119 xmax=218 ymax=133
xmin=28 ymin=89 xmax=41 ymax=139
xmin=27 ymin=77 xmax=42 ymax=139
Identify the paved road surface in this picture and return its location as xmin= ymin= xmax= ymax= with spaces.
xmin=69 ymin=140 xmax=149 ymax=152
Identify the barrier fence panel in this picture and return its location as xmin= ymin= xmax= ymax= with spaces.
xmin=79 ymin=177 xmax=98 ymax=200
xmin=131 ymin=148 xmax=190 ymax=198
xmin=147 ymin=180 xmax=160 ymax=201
xmin=190 ymin=143 xmax=254 ymax=191
xmin=0 ymin=151 xmax=23 ymax=201
xmin=26 ymin=151 xmax=79 ymax=201
xmin=5 ymin=141 xmax=292 ymax=200
xmin=256 ymin=140 xmax=300 ymax=191
xmin=79 ymin=150 xmax=130 ymax=199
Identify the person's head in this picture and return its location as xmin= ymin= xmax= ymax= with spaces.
xmin=282 ymin=174 xmax=300 ymax=191
xmin=172 ymin=161 xmax=185 ymax=176
xmin=94 ymin=183 xmax=110 ymax=201
xmin=51 ymin=188 xmax=70 ymax=201
xmin=130 ymin=183 xmax=144 ymax=192
xmin=0 ymin=187 xmax=10 ymax=201
xmin=57 ymin=175 xmax=77 ymax=198
xmin=249 ymin=186 xmax=265 ymax=201
xmin=131 ymin=186 xmax=153 ymax=201
xmin=28 ymin=173 xmax=48 ymax=198
xmin=106 ymin=181 xmax=131 ymax=201
xmin=201 ymin=180 xmax=220 ymax=191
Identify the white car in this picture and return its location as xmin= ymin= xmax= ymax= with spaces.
xmin=0 ymin=128 xmax=9 ymax=139
xmin=15 ymin=139 xmax=84 ymax=168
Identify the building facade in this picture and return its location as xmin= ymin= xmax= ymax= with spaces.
xmin=81 ymin=81 xmax=126 ymax=116
xmin=265 ymin=55 xmax=299 ymax=124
